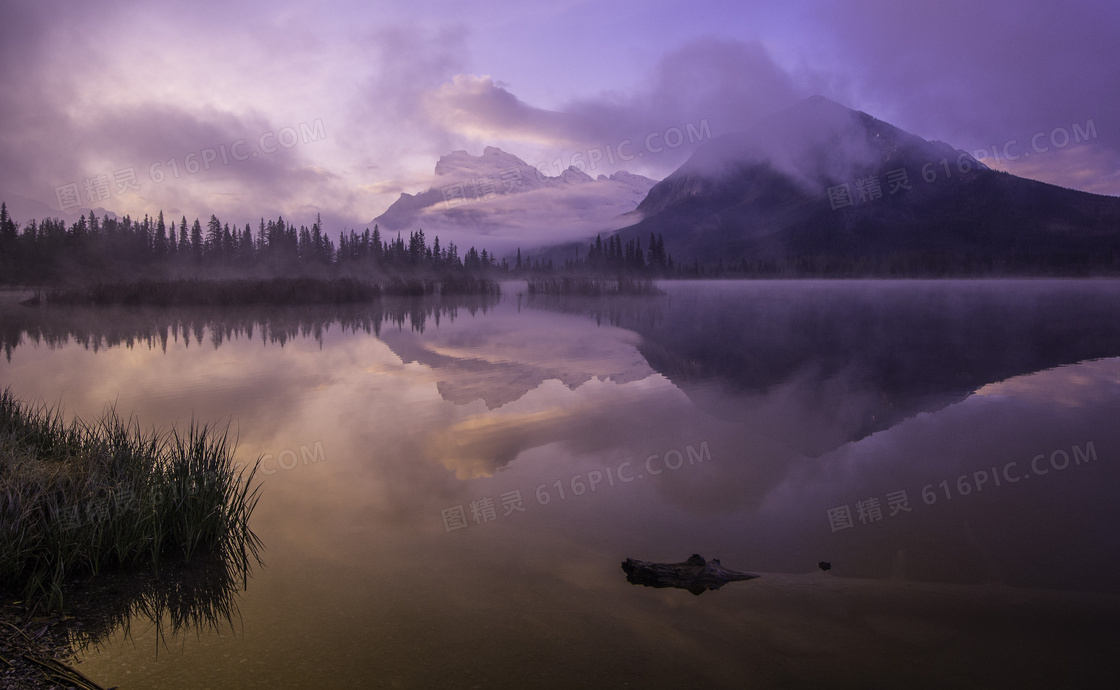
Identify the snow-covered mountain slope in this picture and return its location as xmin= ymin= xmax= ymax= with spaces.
xmin=371 ymin=147 xmax=656 ymax=249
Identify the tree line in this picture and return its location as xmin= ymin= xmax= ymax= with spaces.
xmin=0 ymin=202 xmax=679 ymax=284
xmin=0 ymin=203 xmax=507 ymax=284
xmin=518 ymin=232 xmax=673 ymax=276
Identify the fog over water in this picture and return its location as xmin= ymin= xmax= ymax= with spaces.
xmin=2 ymin=280 xmax=1119 ymax=687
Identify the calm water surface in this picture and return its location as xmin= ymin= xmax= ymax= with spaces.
xmin=2 ymin=280 xmax=1119 ymax=688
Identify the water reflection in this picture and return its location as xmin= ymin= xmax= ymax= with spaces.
xmin=528 ymin=280 xmax=1120 ymax=454
xmin=520 ymin=282 xmax=1120 ymax=591
xmin=0 ymin=294 xmax=501 ymax=360
xmin=2 ymin=282 xmax=1119 ymax=687
xmin=63 ymin=553 xmax=254 ymax=655
xmin=10 ymin=282 xmax=1120 ymax=453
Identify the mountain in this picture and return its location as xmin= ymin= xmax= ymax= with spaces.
xmin=371 ymin=147 xmax=656 ymax=248
xmin=548 ymin=96 xmax=1120 ymax=271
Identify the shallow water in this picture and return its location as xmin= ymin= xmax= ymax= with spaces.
xmin=3 ymin=280 xmax=1120 ymax=688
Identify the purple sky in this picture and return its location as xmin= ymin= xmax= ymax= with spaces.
xmin=1 ymin=0 xmax=1117 ymax=236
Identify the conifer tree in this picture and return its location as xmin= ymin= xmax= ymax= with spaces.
xmin=191 ymin=219 xmax=204 ymax=262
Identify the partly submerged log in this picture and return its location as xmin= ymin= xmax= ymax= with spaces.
xmin=621 ymin=554 xmax=759 ymax=595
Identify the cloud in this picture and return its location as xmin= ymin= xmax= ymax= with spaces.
xmin=347 ymin=25 xmax=471 ymax=161
xmin=0 ymin=2 xmax=348 ymax=226
xmin=5 ymin=99 xmax=343 ymax=226
xmin=424 ymin=75 xmax=584 ymax=147
xmin=415 ymin=9 xmax=1120 ymax=196
xmin=0 ymin=1 xmax=409 ymax=229
xmin=419 ymin=37 xmax=811 ymax=179
xmin=569 ymin=37 xmax=811 ymax=144
xmin=812 ymin=0 xmax=1120 ymax=194
xmin=3 ymin=0 xmax=1116 ymax=242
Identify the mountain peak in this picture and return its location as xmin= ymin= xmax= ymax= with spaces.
xmin=434 ymin=147 xmax=530 ymax=177
xmin=616 ymin=98 xmax=1120 ymax=269
xmin=556 ymin=166 xmax=594 ymax=184
xmin=372 ymin=147 xmax=657 ymax=234
xmin=796 ymin=94 xmax=849 ymax=111
xmin=660 ymin=93 xmax=962 ymax=200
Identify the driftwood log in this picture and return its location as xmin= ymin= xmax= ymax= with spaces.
xmin=621 ymin=554 xmax=759 ymax=595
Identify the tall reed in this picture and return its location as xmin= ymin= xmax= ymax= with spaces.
xmin=0 ymin=388 xmax=262 ymax=610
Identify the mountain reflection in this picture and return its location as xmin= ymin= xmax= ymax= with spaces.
xmin=3 ymin=282 xmax=1119 ymax=597
xmin=7 ymin=282 xmax=1120 ymax=459
xmin=526 ymin=281 xmax=1120 ymax=454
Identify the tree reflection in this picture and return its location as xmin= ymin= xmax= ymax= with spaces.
xmin=0 ymin=293 xmax=501 ymax=361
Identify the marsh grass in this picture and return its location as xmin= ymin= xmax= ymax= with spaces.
xmin=0 ymin=388 xmax=262 ymax=611
xmin=526 ymin=276 xmax=662 ymax=296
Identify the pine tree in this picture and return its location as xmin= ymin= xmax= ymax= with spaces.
xmin=191 ymin=219 xmax=204 ymax=262
xmin=179 ymin=217 xmax=190 ymax=254
xmin=242 ymin=224 xmax=253 ymax=263
xmin=223 ymin=223 xmax=234 ymax=261
xmin=0 ymin=203 xmax=17 ymax=257
xmin=154 ymin=211 xmax=167 ymax=258
xmin=0 ymin=203 xmax=18 ymax=271
xmin=206 ymin=215 xmax=222 ymax=258
xmin=312 ymin=214 xmax=324 ymax=263
xmin=371 ymin=225 xmax=383 ymax=265
xmin=298 ymin=226 xmax=312 ymax=262
xmin=134 ymin=215 xmax=148 ymax=259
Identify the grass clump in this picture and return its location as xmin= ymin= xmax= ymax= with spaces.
xmin=0 ymin=388 xmax=262 ymax=611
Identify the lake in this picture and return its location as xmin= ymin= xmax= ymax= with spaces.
xmin=3 ymin=280 xmax=1119 ymax=688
